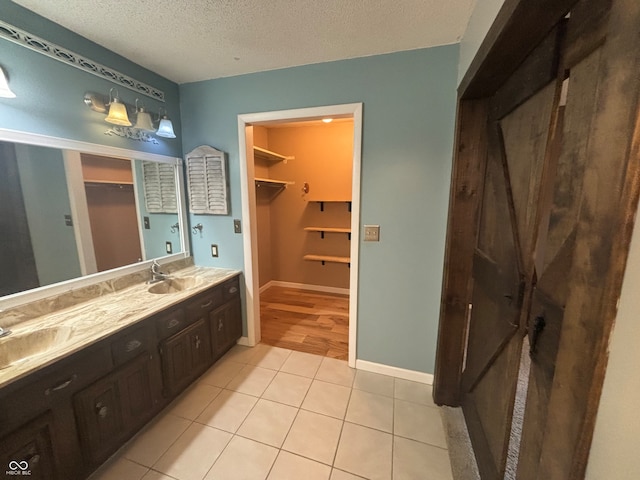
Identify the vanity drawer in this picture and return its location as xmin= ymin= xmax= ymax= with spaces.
xmin=222 ymin=277 xmax=240 ymax=301
xmin=110 ymin=326 xmax=153 ymax=366
xmin=186 ymin=288 xmax=224 ymax=318
xmin=155 ymin=308 xmax=186 ymax=341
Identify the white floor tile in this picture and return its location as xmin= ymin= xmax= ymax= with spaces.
xmin=353 ymin=370 xmax=394 ymax=397
xmin=282 ymin=410 xmax=343 ymax=465
xmin=89 ymin=457 xmax=148 ymax=480
xmin=280 ymin=351 xmax=323 ymax=378
xmin=393 ymin=436 xmax=453 ymax=480
xmin=226 ymin=365 xmax=277 ymax=397
xmin=223 ymin=345 xmax=258 ymax=364
xmin=237 ymin=399 xmax=298 ymax=447
xmin=196 ymin=389 xmax=258 ymax=433
xmin=122 ymin=413 xmax=190 ymax=467
xmin=262 ymin=371 xmax=312 ymax=407
xmin=344 ymin=389 xmax=394 ymax=432
xmin=199 ymin=358 xmax=245 ymax=388
xmin=267 ymin=451 xmax=331 ymax=480
xmin=330 ymin=469 xmax=367 ymax=480
xmin=315 ymin=357 xmax=355 ymax=387
xmin=394 ymin=378 xmax=435 ymax=406
xmin=334 ymin=423 xmax=392 ymax=480
xmin=167 ymin=383 xmax=222 ymax=420
xmin=141 ymin=471 xmax=177 ymax=480
xmin=301 ymin=380 xmax=351 ymax=419
xmin=394 ymin=399 xmax=447 ymax=448
xmin=153 ymin=423 xmax=231 ymax=480
xmin=247 ymin=344 xmax=293 ymax=370
xmin=204 ymin=436 xmax=278 ymax=480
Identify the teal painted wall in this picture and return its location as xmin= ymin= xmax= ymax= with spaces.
xmin=15 ymin=144 xmax=81 ymax=286
xmin=0 ymin=2 xmax=182 ymax=157
xmin=180 ymin=45 xmax=458 ymax=374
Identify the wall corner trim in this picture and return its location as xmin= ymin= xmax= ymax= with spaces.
xmin=355 ymin=359 xmax=434 ymax=385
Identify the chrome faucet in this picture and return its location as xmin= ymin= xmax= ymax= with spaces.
xmin=0 ymin=327 xmax=11 ymax=339
xmin=150 ymin=260 xmax=170 ymax=283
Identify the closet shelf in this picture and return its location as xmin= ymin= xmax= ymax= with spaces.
xmin=254 ymin=146 xmax=294 ymax=164
xmin=304 ymin=227 xmax=351 ymax=239
xmin=255 ymin=177 xmax=294 ymax=188
xmin=84 ymin=179 xmax=133 ymax=185
xmin=309 ymin=199 xmax=352 ymax=212
xmin=304 ymin=254 xmax=350 ymax=266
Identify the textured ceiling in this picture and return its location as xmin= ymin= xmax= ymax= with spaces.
xmin=12 ymin=0 xmax=474 ymax=84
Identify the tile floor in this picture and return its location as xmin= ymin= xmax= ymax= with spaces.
xmin=89 ymin=344 xmax=454 ymax=480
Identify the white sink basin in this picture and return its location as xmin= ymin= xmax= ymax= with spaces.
xmin=147 ymin=276 xmax=201 ymax=294
xmin=0 ymin=326 xmax=75 ymax=369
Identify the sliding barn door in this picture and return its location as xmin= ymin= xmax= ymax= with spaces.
xmin=454 ymin=0 xmax=640 ymax=478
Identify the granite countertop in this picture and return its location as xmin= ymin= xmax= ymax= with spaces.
xmin=0 ymin=266 xmax=240 ymax=389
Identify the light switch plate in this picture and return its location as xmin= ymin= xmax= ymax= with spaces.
xmin=165 ymin=241 xmax=172 ymax=254
xmin=211 ymin=244 xmax=219 ymax=257
xmin=364 ymin=225 xmax=380 ymax=242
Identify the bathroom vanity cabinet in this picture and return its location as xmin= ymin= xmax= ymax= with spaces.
xmin=0 ymin=273 xmax=242 ymax=479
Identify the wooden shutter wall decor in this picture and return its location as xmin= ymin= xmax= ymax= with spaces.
xmin=185 ymin=145 xmax=229 ymax=215
xmin=142 ymin=161 xmax=177 ymax=213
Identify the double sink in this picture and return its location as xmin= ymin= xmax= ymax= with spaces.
xmin=0 ymin=275 xmax=203 ymax=371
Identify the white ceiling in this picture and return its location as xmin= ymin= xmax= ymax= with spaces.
xmin=13 ymin=0 xmax=474 ymax=85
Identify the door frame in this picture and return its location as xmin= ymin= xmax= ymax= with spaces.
xmin=237 ymin=103 xmax=363 ymax=367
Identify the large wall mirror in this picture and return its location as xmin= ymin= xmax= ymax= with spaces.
xmin=0 ymin=129 xmax=189 ymax=307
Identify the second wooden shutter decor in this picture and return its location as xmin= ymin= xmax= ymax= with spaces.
xmin=142 ymin=161 xmax=177 ymax=213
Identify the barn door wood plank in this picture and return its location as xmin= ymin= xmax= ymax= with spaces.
xmin=537 ymin=1 xmax=640 ymax=477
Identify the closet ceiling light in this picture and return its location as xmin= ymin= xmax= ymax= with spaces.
xmin=0 ymin=66 xmax=16 ymax=98
xmin=322 ymin=118 xmax=333 ymax=123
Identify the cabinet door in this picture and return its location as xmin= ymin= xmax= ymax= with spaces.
xmin=160 ymin=318 xmax=211 ymax=397
xmin=210 ymin=300 xmax=242 ymax=359
xmin=73 ymin=376 xmax=124 ymax=466
xmin=74 ymin=354 xmax=157 ymax=466
xmin=0 ymin=413 xmax=57 ymax=480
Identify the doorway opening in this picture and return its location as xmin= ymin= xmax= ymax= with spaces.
xmin=238 ymin=104 xmax=362 ymax=367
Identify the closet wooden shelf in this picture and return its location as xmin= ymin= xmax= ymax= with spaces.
xmin=304 ymin=226 xmax=351 ymax=239
xmin=254 ymin=146 xmax=294 ymax=164
xmin=308 ymin=199 xmax=352 ymax=212
xmin=255 ymin=177 xmax=294 ymax=188
xmin=304 ymin=254 xmax=350 ymax=266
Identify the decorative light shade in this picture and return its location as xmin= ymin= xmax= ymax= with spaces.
xmin=134 ymin=108 xmax=155 ymax=132
xmin=0 ymin=66 xmax=16 ymax=98
xmin=156 ymin=115 xmax=176 ymax=138
xmin=105 ymin=97 xmax=131 ymax=126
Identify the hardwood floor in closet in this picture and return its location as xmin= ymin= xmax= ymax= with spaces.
xmin=260 ymin=286 xmax=349 ymax=360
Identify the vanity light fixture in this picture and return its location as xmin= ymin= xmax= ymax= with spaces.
xmin=0 ymin=66 xmax=16 ymax=98
xmin=104 ymin=88 xmax=132 ymax=126
xmin=156 ymin=107 xmax=176 ymax=138
xmin=134 ymin=99 xmax=155 ymax=132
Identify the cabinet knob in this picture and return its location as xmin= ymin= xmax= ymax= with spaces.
xmin=194 ymin=335 xmax=201 ymax=349
xmin=125 ymin=339 xmax=142 ymax=352
xmin=228 ymin=286 xmax=238 ymax=294
xmin=28 ymin=454 xmax=40 ymax=466
xmin=218 ymin=319 xmax=223 ymax=331
xmin=96 ymin=402 xmax=109 ymax=418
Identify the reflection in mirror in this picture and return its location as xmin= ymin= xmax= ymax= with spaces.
xmin=0 ymin=141 xmax=184 ymax=298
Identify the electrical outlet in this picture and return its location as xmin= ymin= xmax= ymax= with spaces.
xmin=364 ymin=225 xmax=380 ymax=242
xmin=165 ymin=241 xmax=172 ymax=254
xmin=143 ymin=216 xmax=150 ymax=229
xmin=211 ymin=244 xmax=219 ymax=257
xmin=64 ymin=214 xmax=73 ymax=227
xmin=233 ymin=219 xmax=242 ymax=234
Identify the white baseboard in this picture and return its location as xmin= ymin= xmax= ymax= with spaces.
xmin=355 ymin=360 xmax=434 ymax=385
xmin=261 ymin=280 xmax=350 ymax=296
xmin=236 ymin=336 xmax=252 ymax=346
